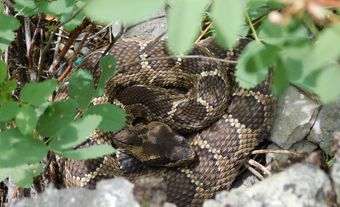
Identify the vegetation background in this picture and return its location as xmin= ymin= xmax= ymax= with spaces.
xmin=0 ymin=0 xmax=339 ymax=198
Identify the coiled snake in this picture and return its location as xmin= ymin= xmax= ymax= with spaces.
xmin=56 ymin=37 xmax=275 ymax=207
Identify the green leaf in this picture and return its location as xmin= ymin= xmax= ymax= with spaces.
xmin=14 ymin=0 xmax=84 ymax=30
xmin=0 ymin=60 xmax=7 ymax=84
xmin=84 ymin=104 xmax=126 ymax=132
xmin=258 ymin=18 xmax=309 ymax=46
xmin=0 ymin=129 xmax=48 ymax=168
xmin=0 ymin=101 xmax=19 ymax=122
xmin=0 ymin=122 xmax=5 ymax=129
xmin=211 ymin=0 xmax=245 ymax=49
xmin=84 ymin=0 xmax=163 ymax=25
xmin=62 ymin=1 xmax=86 ymax=31
xmin=96 ymin=55 xmax=116 ymax=97
xmin=272 ymin=59 xmax=289 ymax=96
xmin=0 ymin=14 xmax=20 ymax=50
xmin=236 ymin=41 xmax=277 ymax=88
xmin=0 ymin=80 xmax=17 ymax=104
xmin=14 ymin=0 xmax=43 ymax=16
xmin=280 ymin=41 xmax=311 ymax=83
xmin=37 ymin=99 xmax=78 ymax=136
xmin=59 ymin=144 xmax=115 ymax=160
xmin=0 ymin=164 xmax=43 ymax=187
xmin=0 ymin=30 xmax=16 ymax=51
xmin=36 ymin=102 xmax=52 ymax=117
xmin=247 ymin=0 xmax=279 ymax=20
xmin=11 ymin=163 xmax=43 ymax=188
xmin=69 ymin=70 xmax=94 ymax=109
xmin=41 ymin=0 xmax=73 ymax=16
xmin=315 ymin=66 xmax=340 ymax=104
xmin=62 ymin=11 xmax=85 ymax=31
xmin=299 ymin=69 xmax=322 ymax=92
xmin=167 ymin=0 xmax=210 ymax=54
xmin=15 ymin=105 xmax=37 ymax=135
xmin=20 ymin=79 xmax=57 ymax=106
xmin=0 ymin=14 xmax=20 ymax=31
xmin=50 ymin=115 xmax=102 ymax=150
xmin=0 ymin=168 xmax=10 ymax=182
xmin=304 ymin=24 xmax=340 ymax=72
xmin=39 ymin=0 xmax=85 ymax=31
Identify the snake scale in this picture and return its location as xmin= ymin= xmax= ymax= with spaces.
xmin=55 ymin=37 xmax=275 ymax=207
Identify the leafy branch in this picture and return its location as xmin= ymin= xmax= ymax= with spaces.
xmin=0 ymin=55 xmax=125 ymax=187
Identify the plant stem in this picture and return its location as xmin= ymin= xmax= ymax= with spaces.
xmin=245 ymin=8 xmax=261 ymax=43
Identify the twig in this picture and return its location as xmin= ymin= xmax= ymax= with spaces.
xmin=28 ymin=14 xmax=43 ymax=72
xmin=244 ymin=163 xmax=265 ymax=180
xmin=109 ymin=24 xmax=113 ymax=43
xmin=24 ymin=17 xmax=32 ymax=57
xmin=48 ymin=19 xmax=90 ymax=75
xmin=38 ymin=3 xmax=87 ymax=77
xmin=37 ymin=28 xmax=44 ymax=79
xmin=52 ymin=27 xmax=63 ymax=63
xmin=248 ymin=159 xmax=271 ymax=175
xmin=88 ymin=23 xmax=112 ymax=40
xmin=195 ymin=22 xmax=212 ymax=44
xmin=69 ymin=14 xmax=165 ymax=77
xmin=245 ymin=8 xmax=261 ymax=43
xmin=57 ymin=24 xmax=94 ymax=82
xmin=3 ymin=49 xmax=8 ymax=65
xmin=95 ymin=22 xmax=126 ymax=66
xmin=251 ymin=149 xmax=303 ymax=157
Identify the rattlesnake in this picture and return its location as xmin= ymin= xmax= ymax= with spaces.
xmin=56 ymin=37 xmax=275 ymax=207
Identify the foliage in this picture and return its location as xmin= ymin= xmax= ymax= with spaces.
xmin=0 ymin=57 xmax=125 ymax=187
xmin=0 ymin=0 xmax=340 ymax=188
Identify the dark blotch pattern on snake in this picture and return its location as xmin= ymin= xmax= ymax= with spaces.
xmin=56 ymin=37 xmax=275 ymax=207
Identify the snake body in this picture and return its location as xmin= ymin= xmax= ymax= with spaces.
xmin=57 ymin=37 xmax=275 ymax=207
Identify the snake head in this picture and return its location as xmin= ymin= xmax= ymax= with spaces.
xmin=113 ymin=122 xmax=196 ymax=167
xmin=143 ymin=122 xmax=196 ymax=167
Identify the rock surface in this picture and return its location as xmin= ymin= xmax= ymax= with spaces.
xmin=111 ymin=9 xmax=166 ymax=39
xmin=124 ymin=9 xmax=166 ymax=39
xmin=203 ymin=163 xmax=332 ymax=207
xmin=269 ymin=86 xmax=321 ymax=149
xmin=307 ymin=100 xmax=340 ymax=154
xmin=12 ymin=178 xmax=139 ymax=207
xmin=332 ymin=157 xmax=340 ymax=204
xmin=331 ymin=132 xmax=340 ymax=204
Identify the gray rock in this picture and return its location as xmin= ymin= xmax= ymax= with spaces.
xmin=133 ymin=176 xmax=168 ymax=207
xmin=269 ymin=86 xmax=321 ymax=149
xmin=124 ymin=9 xmax=166 ymax=39
xmin=111 ymin=21 xmax=124 ymax=37
xmin=203 ymin=163 xmax=332 ymax=207
xmin=331 ymin=157 xmax=340 ymax=204
xmin=12 ymin=178 xmax=139 ymax=207
xmin=307 ymin=100 xmax=340 ymax=154
xmin=291 ymin=140 xmax=318 ymax=153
